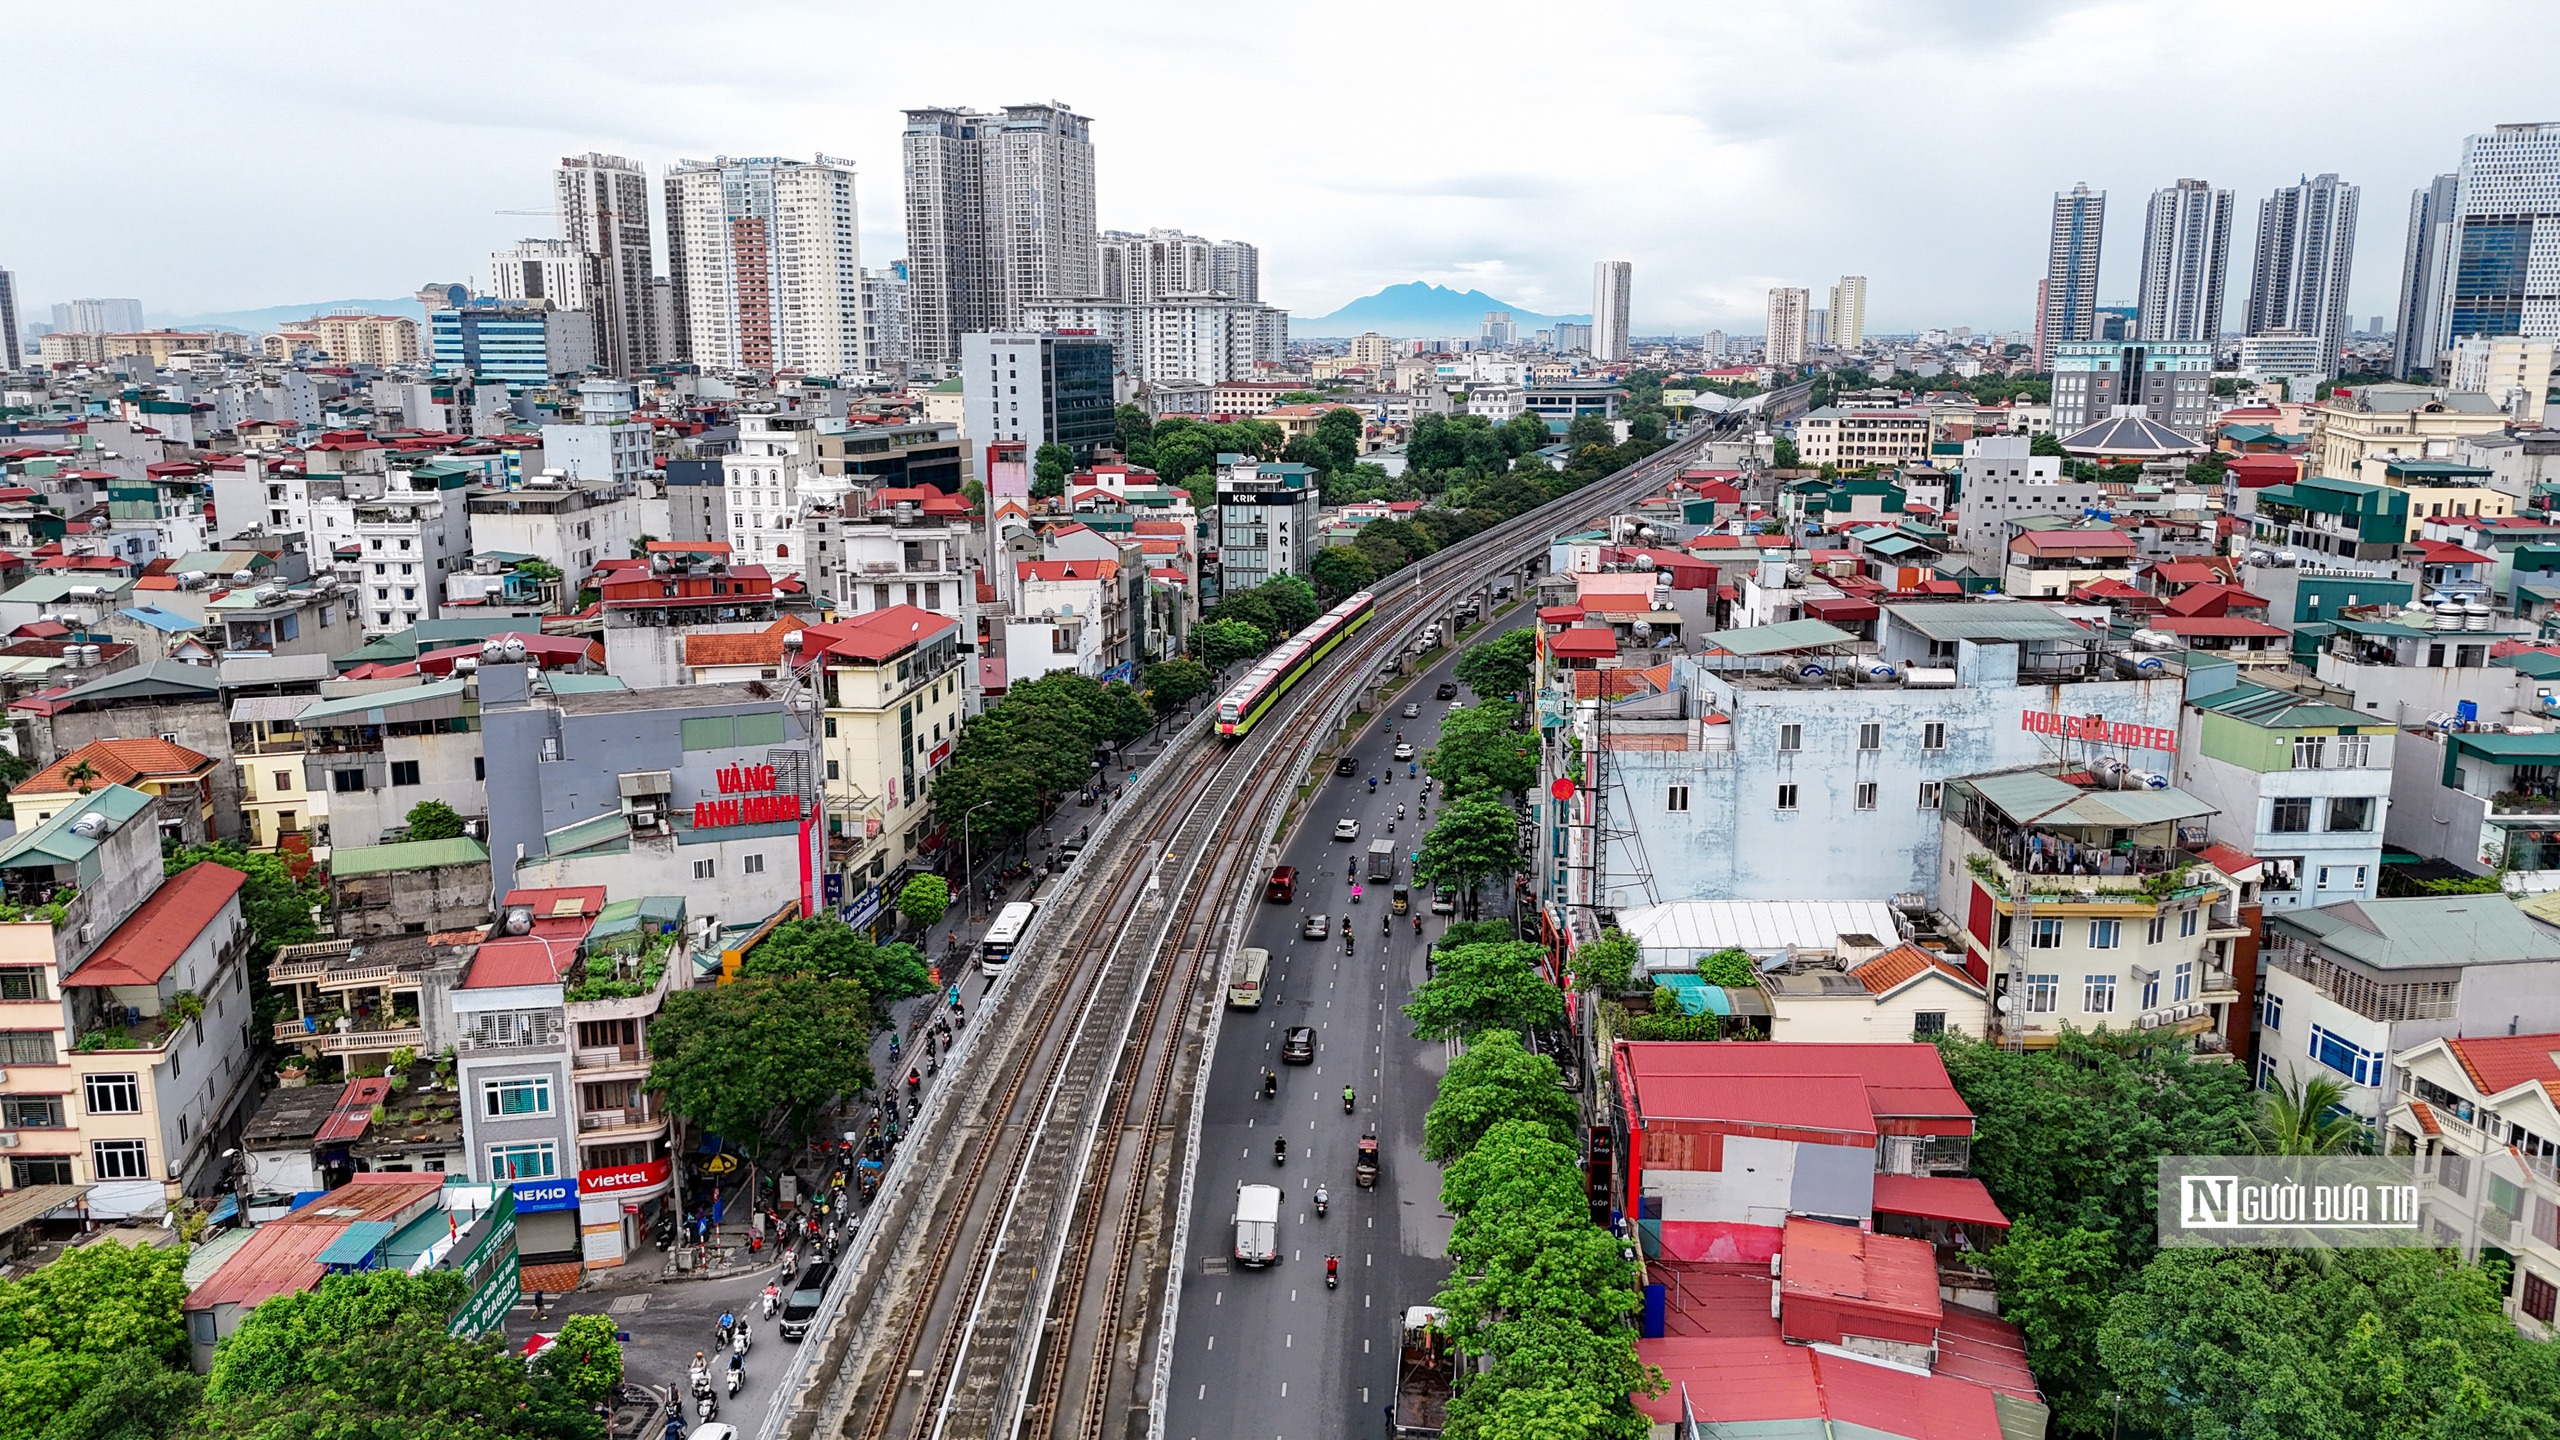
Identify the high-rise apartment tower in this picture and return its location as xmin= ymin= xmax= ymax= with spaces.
xmin=555 ymin=153 xmax=660 ymax=374
xmin=1765 ymin=287 xmax=1809 ymax=368
xmin=1827 ymin=276 xmax=1867 ymax=350
xmin=2035 ymin=183 xmax=2106 ymax=368
xmin=2244 ymin=173 xmax=2358 ymax=379
xmin=2137 ymin=179 xmax=2233 ymax=343
xmin=901 ymin=103 xmax=1099 ymax=369
xmin=662 ymin=154 xmax=865 ymax=376
xmin=1592 ymin=260 xmax=1632 ymax=362
xmin=2392 ymin=173 xmax=2459 ymax=378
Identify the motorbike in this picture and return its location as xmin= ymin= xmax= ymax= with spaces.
xmin=726 ymin=1365 xmax=743 ymax=1399
xmin=1274 ymin=1136 xmax=1287 ymax=1166
xmin=1344 ymin=931 xmax=1356 ymax=955
xmin=1381 ymin=914 xmax=1391 ymax=937
xmin=689 ymin=1366 xmax=712 ymax=1400
xmin=1344 ymin=1088 xmax=1356 ymax=1113
xmin=1315 ymin=1186 xmax=1329 ymax=1216
xmin=1262 ymin=1070 xmax=1277 ymax=1099
xmin=762 ymin=1285 xmax=780 ymax=1320
xmin=1325 ymin=1256 xmax=1340 ymax=1290
xmin=732 ymin=1324 xmax=751 ymax=1358
xmin=696 ymin=1395 xmax=720 ymax=1426
xmin=1367 ymin=777 xmax=1377 ymax=792
xmin=717 ymin=1313 xmax=736 ymax=1347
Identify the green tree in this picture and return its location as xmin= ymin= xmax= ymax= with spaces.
xmin=1627 ymin=412 xmax=1665 ymax=443
xmin=1422 ymin=1029 xmax=1580 ymax=1162
xmin=1500 ymin=410 xmax=1552 ymax=458
xmin=403 ymin=799 xmax=465 ymax=841
xmin=1406 ymin=940 xmax=1562 ymax=1041
xmin=1435 ymin=919 xmax=1516 ymax=950
xmin=530 ymin=1313 xmax=623 ymax=1410
xmin=737 ymin=916 xmax=929 ymax=1021
xmin=2185 ymin=451 xmax=2230 ymax=487
xmin=200 ymin=1270 xmax=595 ymax=1440
xmin=1454 ymin=628 xmax=1538 ymax=700
xmin=44 ymin=1347 xmax=200 ymax=1440
xmin=1033 ymin=442 xmax=1074 ymax=494
xmin=1573 ymin=929 xmax=1641 ymax=993
xmin=1425 ymin=701 xmax=1538 ymax=799
xmin=0 ymin=1240 xmax=191 ymax=1440
xmin=2029 ymin=431 xmax=2067 ymax=458
xmin=896 ymin=875 xmax=950 ymax=931
xmin=2248 ymin=1069 xmax=2364 ymax=1155
xmin=1257 ymin=575 xmax=1322 ymax=632
xmin=1189 ymin=617 xmax=1269 ymax=672
xmin=648 ymin=975 xmax=874 ymax=1155
xmin=1414 ymin=795 xmax=1523 ymax=919
xmin=1980 ymin=1220 xmax=2123 ymax=1438
xmin=1111 ymin=402 xmax=1153 ymax=457
xmin=163 ymin=846 xmax=324 ymax=957
xmin=1148 ymin=422 xmax=1219 ymax=483
xmin=1308 ymin=545 xmax=1377 ymax=601
xmin=1564 ymin=414 xmax=1615 ymax=453
xmin=1141 ymin=657 xmax=1213 ymax=716
xmin=1771 ymin=436 xmax=1800 ymax=469
xmin=1695 ymin=947 xmax=1756 ymax=987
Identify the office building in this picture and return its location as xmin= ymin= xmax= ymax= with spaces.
xmin=1214 ymin=455 xmax=1321 ymax=592
xmin=428 ymin=304 xmax=596 ymax=384
xmin=51 ymin=297 xmax=144 ymax=334
xmin=1808 ymin=309 xmax=1829 ymax=348
xmin=2035 ymin=183 xmax=2106 ymax=368
xmin=0 ymin=267 xmax=18 ymax=370
xmin=2048 ymin=340 xmax=2214 ymax=437
xmin=902 ymin=103 xmax=1099 ymax=369
xmin=959 ymin=331 xmax=1116 ymax=457
xmin=1826 ymin=275 xmax=1867 ymax=349
xmin=554 ymin=152 xmax=660 ymax=375
xmin=1592 ymin=260 xmax=1632 ymax=362
xmin=2138 ymin=178 xmax=2233 ymax=343
xmin=2237 ymin=331 xmax=2327 ymax=383
xmin=663 ymin=154 xmax=865 ymax=377
xmin=1209 ymin=240 xmax=1259 ymax=302
xmin=1765 ymin=287 xmax=1809 ymax=367
xmin=2437 ymin=122 xmax=2560 ymax=355
xmin=486 ymin=238 xmax=593 ymax=312
xmin=2392 ymin=174 xmax=2459 ymax=378
xmin=2244 ymin=173 xmax=2359 ymax=379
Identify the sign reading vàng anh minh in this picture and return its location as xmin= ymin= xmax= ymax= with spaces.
xmin=695 ymin=762 xmax=803 ymax=828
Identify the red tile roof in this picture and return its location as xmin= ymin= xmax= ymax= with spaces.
xmin=68 ymin=863 xmax=244 ymax=987
xmin=2011 ymin=528 xmax=2134 ymax=555
xmin=2408 ymin=1099 xmax=2442 ymax=1136
xmin=2445 ymin=1034 xmax=2560 ymax=1096
xmin=2417 ymin=540 xmax=2494 ymax=565
xmin=2143 ymin=615 xmax=2288 ymax=638
xmin=313 ymin=1076 xmax=393 ymax=1145
xmin=18 ymin=737 xmax=216 ymax=797
xmin=1016 ymin=559 xmax=1119 ymax=583
xmin=2191 ymin=841 xmax=2262 ymax=878
xmin=822 ymin=604 xmax=959 ymax=663
xmin=1848 ymin=943 xmax=1981 ymax=997
xmin=682 ymin=616 xmax=808 ymax=669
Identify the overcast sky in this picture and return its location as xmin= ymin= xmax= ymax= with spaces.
xmin=9 ymin=1 xmax=2557 ymax=334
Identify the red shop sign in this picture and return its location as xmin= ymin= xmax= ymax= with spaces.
xmin=579 ymin=1158 xmax=672 ymax=1194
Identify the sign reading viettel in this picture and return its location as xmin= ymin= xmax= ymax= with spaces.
xmin=2019 ymin=710 xmax=2176 ymax=753
xmin=578 ymin=1158 xmax=672 ymax=1197
xmin=696 ymin=762 xmax=804 ymax=828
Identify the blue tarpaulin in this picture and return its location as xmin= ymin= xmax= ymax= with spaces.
xmin=1654 ymin=974 xmax=1733 ymax=1016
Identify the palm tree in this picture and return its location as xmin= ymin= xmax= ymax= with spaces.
xmin=2249 ymin=1069 xmax=2364 ymax=1155
xmin=61 ymin=759 xmax=97 ymax=794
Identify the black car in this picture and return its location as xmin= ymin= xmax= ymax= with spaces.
xmin=779 ymin=1261 xmax=835 ymax=1341
xmin=1436 ymin=682 xmax=1458 ymax=700
xmin=1334 ymin=755 xmax=1359 ymax=777
xmin=1281 ymin=1026 xmax=1316 ymax=1064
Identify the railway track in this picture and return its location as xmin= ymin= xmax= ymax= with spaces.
xmin=771 ymin=424 xmax=1729 ymax=1440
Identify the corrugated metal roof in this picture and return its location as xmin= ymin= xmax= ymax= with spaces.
xmin=1884 ymin=602 xmax=2094 ymax=643
xmin=1708 ymin=619 xmax=1856 ymax=656
xmin=297 ymin=677 xmax=469 ymax=726
xmin=1965 ymin=770 xmax=2085 ymax=822
xmin=2447 ymin=731 xmax=2560 ymax=766
xmin=313 ymin=1220 xmax=396 ymax=1266
xmin=331 ymin=837 xmax=488 ymax=877
xmin=228 ymin=694 xmax=315 ymax=722
xmin=542 ymin=673 xmax=628 ymax=694
xmin=2049 ymin=786 xmax=2216 ymax=827
xmin=2189 ymin=683 xmax=2374 ymax=730
xmin=1619 ymin=899 xmax=1902 ymax=960
xmin=2272 ymin=896 xmax=2560 ymax=971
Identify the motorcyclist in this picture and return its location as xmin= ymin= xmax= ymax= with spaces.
xmin=1262 ymin=1069 xmax=1277 ymax=1098
xmin=1413 ymin=914 xmax=1424 ymax=936
xmin=1367 ymin=776 xmax=1376 ymax=792
xmin=1382 ymin=913 xmax=1391 ymax=936
xmin=718 ymin=1311 xmax=736 ymax=1344
xmin=762 ymin=1282 xmax=780 ymax=1317
xmin=906 ymin=1068 xmax=921 ymax=1096
xmin=1315 ymin=1184 xmax=1330 ymax=1211
xmin=1274 ymin=1135 xmax=1287 ymax=1163
xmin=1396 ymin=803 xmax=1405 ymax=819
xmin=1344 ymin=1086 xmax=1356 ymax=1110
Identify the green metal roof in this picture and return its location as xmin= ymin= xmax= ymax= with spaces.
xmin=539 ymin=812 xmax=626 ymax=856
xmin=330 ymin=837 xmax=488 ymax=878
xmin=1964 ymin=769 xmax=2214 ymax=827
xmin=2499 ymin=650 xmax=2560 ymax=680
xmin=2445 ymin=730 xmax=2560 ymax=767
xmin=297 ymin=678 xmax=470 ymax=726
xmin=542 ymin=674 xmax=628 ymax=695
xmin=315 ymin=1221 xmax=396 ymax=1267
xmin=1708 ymin=618 xmax=1856 ymax=655
xmin=2328 ymin=616 xmax=2438 ymax=639
xmin=2271 ymin=896 xmax=2560 ymax=971
xmin=1884 ymin=602 xmax=2094 ymax=643
xmin=0 ymin=785 xmax=153 ymax=870
xmin=2189 ymin=683 xmax=2378 ymax=731
xmin=2382 ymin=459 xmax=2495 ymax=481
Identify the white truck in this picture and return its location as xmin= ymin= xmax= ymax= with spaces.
xmin=1232 ymin=1182 xmax=1281 ymax=1267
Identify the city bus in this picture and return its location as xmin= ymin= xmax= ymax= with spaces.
xmin=980 ymin=901 xmax=1039 ymax=979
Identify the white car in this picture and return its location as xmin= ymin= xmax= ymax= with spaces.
xmin=691 ymin=1426 xmax=741 ymax=1440
xmin=1393 ymin=742 xmax=1415 ymax=761
xmin=1334 ymin=817 xmax=1361 ymax=841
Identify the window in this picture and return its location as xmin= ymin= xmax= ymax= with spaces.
xmin=480 ymin=1076 xmax=552 ymax=1117
xmin=2181 ymin=907 xmax=2200 ymax=937
xmin=1775 ymin=784 xmax=1798 ymax=811
xmin=1858 ymin=722 xmax=1882 ymax=751
xmin=2088 ymin=919 xmax=2121 ymax=949
xmin=1665 ymin=785 xmax=1689 ymax=812
xmin=692 ymin=859 xmax=716 ymax=880
xmin=1854 ymin=782 xmax=1877 ymax=810
xmin=1922 ymin=721 xmax=1947 ymax=751
xmin=2023 ymin=974 xmax=2059 ymax=1012
xmin=1911 ymin=1011 xmax=1947 ymax=1037
xmin=1917 ymin=782 xmax=1941 ymax=809
xmin=743 ymin=854 xmax=765 ymax=875
xmin=83 ymin=1073 xmax=142 ymax=1115
xmin=1777 ymin=723 xmax=1802 ymax=752
xmin=0 ymin=966 xmax=45 ymax=1002
xmin=2336 ymin=734 xmax=2371 ymax=768
xmin=0 ymin=1031 xmax=53 ymax=1065
xmin=390 ymin=760 xmax=421 ymax=787
xmin=2147 ymin=913 xmax=2167 ymax=944
xmin=91 ymin=1140 xmax=150 ymax=1181
xmin=2307 ymin=1023 xmax=2384 ymax=1086
xmin=475 ymin=757 xmax=485 ymax=781
xmin=2260 ymin=994 xmax=2283 ymax=1031
xmin=2029 ymin=918 xmax=2063 ymax=948
xmin=2292 ymin=735 xmax=2328 ymax=770
xmin=273 ymin=769 xmax=295 ymax=792
xmin=2173 ymin=961 xmax=2195 ymax=1002
xmin=2524 ymin=1272 xmax=2558 ymax=1326
xmin=2270 ymin=796 xmax=2312 ymax=833
xmin=486 ymin=1141 xmax=558 ymax=1180
xmin=2326 ymin=796 xmax=2372 ymax=832
xmin=2084 ymin=974 xmax=2117 ymax=1013
xmin=0 ymin=1095 xmax=63 ymax=1127
xmin=332 ymin=769 xmax=367 ymax=793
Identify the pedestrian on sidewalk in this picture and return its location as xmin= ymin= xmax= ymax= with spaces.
xmin=532 ymin=1289 xmax=548 ymax=1320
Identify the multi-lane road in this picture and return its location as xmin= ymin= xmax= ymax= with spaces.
xmin=1163 ymin=620 xmax=1527 ymax=1440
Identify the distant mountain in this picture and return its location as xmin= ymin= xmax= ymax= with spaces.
xmin=146 ymin=298 xmax=424 ymax=333
xmin=1294 ymin=282 xmax=1588 ymax=339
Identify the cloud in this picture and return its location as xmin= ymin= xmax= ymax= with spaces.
xmin=3 ymin=0 xmax=2555 ymax=334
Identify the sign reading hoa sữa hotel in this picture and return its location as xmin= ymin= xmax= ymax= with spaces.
xmin=2019 ymin=709 xmax=2176 ymax=753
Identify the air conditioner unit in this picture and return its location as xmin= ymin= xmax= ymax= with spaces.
xmin=0 ymin=1135 xmax=17 ymax=1149
xmin=2139 ymin=1013 xmax=2162 ymax=1030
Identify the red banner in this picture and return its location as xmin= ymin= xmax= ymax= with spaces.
xmin=578 ymin=1158 xmax=671 ymax=1195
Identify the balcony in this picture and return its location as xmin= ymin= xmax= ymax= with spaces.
xmin=574 ymin=1042 xmax=647 ymax=1073
xmin=273 ymin=1019 xmax=425 ymax=1055
xmin=578 ymin=1101 xmax=665 ymax=1136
